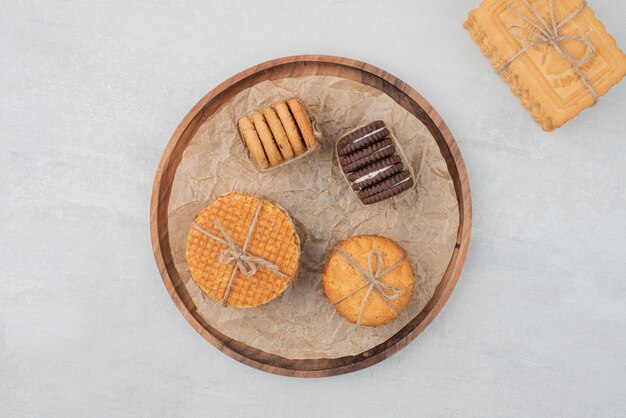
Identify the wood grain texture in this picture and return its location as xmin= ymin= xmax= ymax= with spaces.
xmin=150 ymin=55 xmax=472 ymax=377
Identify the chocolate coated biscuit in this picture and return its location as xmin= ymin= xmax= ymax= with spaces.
xmin=362 ymin=178 xmax=414 ymax=205
xmin=337 ymin=120 xmax=385 ymax=149
xmin=342 ymin=145 xmax=396 ymax=173
xmin=357 ymin=171 xmax=411 ymax=199
xmin=352 ymin=162 xmax=404 ymax=191
xmin=339 ymin=138 xmax=392 ymax=167
xmin=347 ymin=155 xmax=401 ymax=182
xmin=338 ymin=128 xmax=389 ymax=156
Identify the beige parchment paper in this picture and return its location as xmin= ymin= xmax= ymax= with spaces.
xmin=167 ymin=75 xmax=459 ymax=359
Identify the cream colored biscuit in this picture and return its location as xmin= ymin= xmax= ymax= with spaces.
xmin=263 ymin=107 xmax=294 ymax=160
xmin=322 ymin=235 xmax=414 ymax=327
xmin=287 ymin=98 xmax=316 ymax=149
xmin=251 ymin=112 xmax=283 ymax=167
xmin=238 ymin=116 xmax=269 ymax=170
xmin=464 ymin=0 xmax=626 ymax=131
xmin=274 ymin=101 xmax=306 ymax=156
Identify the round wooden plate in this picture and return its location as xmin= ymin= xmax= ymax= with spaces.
xmin=150 ymin=55 xmax=472 ymax=377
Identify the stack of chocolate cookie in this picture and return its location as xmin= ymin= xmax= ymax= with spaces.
xmin=337 ymin=121 xmax=414 ymax=204
xmin=238 ymin=99 xmax=316 ymax=170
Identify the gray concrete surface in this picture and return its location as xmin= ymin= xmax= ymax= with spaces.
xmin=1 ymin=1 xmax=625 ymax=416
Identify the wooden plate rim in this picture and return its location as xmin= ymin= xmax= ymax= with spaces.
xmin=150 ymin=55 xmax=472 ymax=377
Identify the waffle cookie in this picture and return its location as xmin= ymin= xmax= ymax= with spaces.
xmin=237 ymin=98 xmax=316 ymax=170
xmin=337 ymin=121 xmax=414 ymax=205
xmin=186 ymin=192 xmax=300 ymax=308
xmin=323 ymin=235 xmax=414 ymax=327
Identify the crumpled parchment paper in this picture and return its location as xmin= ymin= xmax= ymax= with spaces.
xmin=167 ymin=75 xmax=459 ymax=359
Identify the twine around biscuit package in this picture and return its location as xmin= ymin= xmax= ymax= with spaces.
xmin=168 ymin=75 xmax=460 ymax=359
xmin=465 ymin=0 xmax=626 ymax=131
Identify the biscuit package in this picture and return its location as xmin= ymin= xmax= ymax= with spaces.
xmin=465 ymin=0 xmax=626 ymax=131
xmin=237 ymin=98 xmax=319 ymax=171
xmin=323 ymin=235 xmax=415 ymax=327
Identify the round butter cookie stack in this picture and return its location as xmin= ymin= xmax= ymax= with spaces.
xmin=187 ymin=192 xmax=300 ymax=308
xmin=322 ymin=235 xmax=414 ymax=327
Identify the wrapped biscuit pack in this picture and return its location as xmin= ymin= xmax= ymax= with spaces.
xmin=465 ymin=0 xmax=626 ymax=130
xmin=237 ymin=98 xmax=317 ymax=171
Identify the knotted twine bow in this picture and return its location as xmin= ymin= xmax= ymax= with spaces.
xmin=332 ymin=248 xmax=406 ymax=326
xmin=192 ymin=199 xmax=292 ymax=306
xmin=496 ymin=0 xmax=598 ymax=103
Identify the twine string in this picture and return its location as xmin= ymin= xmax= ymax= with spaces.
xmin=495 ymin=0 xmax=597 ymax=103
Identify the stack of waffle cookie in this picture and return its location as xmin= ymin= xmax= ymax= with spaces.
xmin=186 ymin=192 xmax=300 ymax=308
xmin=238 ymin=99 xmax=316 ymax=170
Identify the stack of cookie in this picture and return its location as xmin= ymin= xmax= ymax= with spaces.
xmin=187 ymin=192 xmax=300 ymax=308
xmin=337 ymin=121 xmax=414 ymax=204
xmin=238 ymin=99 xmax=316 ymax=170
xmin=323 ymin=235 xmax=414 ymax=327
